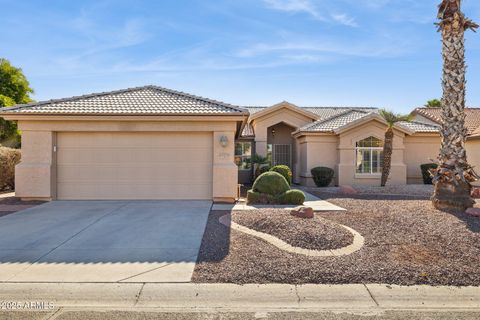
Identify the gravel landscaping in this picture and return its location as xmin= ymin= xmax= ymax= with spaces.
xmin=304 ymin=184 xmax=435 ymax=197
xmin=0 ymin=195 xmax=46 ymax=218
xmin=193 ymin=192 xmax=480 ymax=285
xmin=232 ymin=209 xmax=353 ymax=250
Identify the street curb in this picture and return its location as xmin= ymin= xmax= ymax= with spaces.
xmin=1 ymin=283 xmax=480 ymax=311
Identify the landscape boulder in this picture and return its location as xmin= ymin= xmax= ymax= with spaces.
xmin=466 ymin=208 xmax=480 ymax=217
xmin=471 ymin=187 xmax=480 ymax=199
xmin=290 ymin=206 xmax=314 ymax=219
xmin=339 ymin=185 xmax=358 ymax=195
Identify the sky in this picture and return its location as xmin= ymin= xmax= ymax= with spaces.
xmin=1 ymin=0 xmax=479 ymax=113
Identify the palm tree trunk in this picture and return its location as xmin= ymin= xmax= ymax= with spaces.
xmin=381 ymin=128 xmax=393 ymax=187
xmin=432 ymin=1 xmax=478 ymax=210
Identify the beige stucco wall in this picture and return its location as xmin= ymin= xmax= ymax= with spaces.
xmin=467 ymin=139 xmax=480 ymax=186
xmin=296 ymin=134 xmax=339 ymax=187
xmin=15 ymin=118 xmax=241 ymax=202
xmin=404 ymin=134 xmax=440 ymax=184
xmin=337 ymin=120 xmax=407 ymax=186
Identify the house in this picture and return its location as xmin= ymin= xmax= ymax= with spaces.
xmin=0 ymin=85 xmax=476 ymax=203
xmin=238 ymin=102 xmax=441 ymax=186
xmin=0 ymin=86 xmax=248 ymax=203
xmin=411 ymin=107 xmax=480 ymax=185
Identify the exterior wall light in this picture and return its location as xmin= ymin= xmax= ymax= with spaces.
xmin=220 ymin=135 xmax=229 ymax=148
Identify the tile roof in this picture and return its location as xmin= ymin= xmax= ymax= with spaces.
xmin=396 ymin=121 xmax=440 ymax=133
xmin=244 ymin=106 xmax=377 ymax=120
xmin=241 ymin=123 xmax=255 ymax=137
xmin=413 ymin=107 xmax=480 ymax=135
xmin=298 ymin=109 xmax=372 ymax=133
xmin=1 ymin=85 xmax=247 ymax=115
xmin=472 ymin=126 xmax=480 ymax=138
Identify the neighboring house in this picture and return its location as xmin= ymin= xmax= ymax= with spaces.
xmin=411 ymin=107 xmax=480 ymax=185
xmin=0 ymin=85 xmax=475 ymax=203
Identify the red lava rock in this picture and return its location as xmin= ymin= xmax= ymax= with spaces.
xmin=471 ymin=187 xmax=480 ymax=199
xmin=290 ymin=206 xmax=314 ymax=219
xmin=466 ymin=208 xmax=480 ymax=217
xmin=340 ymin=185 xmax=358 ymax=195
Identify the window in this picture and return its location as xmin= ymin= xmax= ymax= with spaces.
xmin=356 ymin=137 xmax=384 ymax=174
xmin=235 ymin=142 xmax=252 ymax=170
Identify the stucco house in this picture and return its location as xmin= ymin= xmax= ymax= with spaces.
xmin=0 ymin=85 xmax=478 ymax=203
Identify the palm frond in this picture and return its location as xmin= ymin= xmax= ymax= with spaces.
xmin=379 ymin=109 xmax=413 ymax=127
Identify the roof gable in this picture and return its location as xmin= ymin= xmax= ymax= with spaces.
xmin=294 ymin=110 xmax=414 ymax=135
xmin=1 ymin=85 xmax=247 ymax=116
xmin=249 ymin=101 xmax=319 ymax=121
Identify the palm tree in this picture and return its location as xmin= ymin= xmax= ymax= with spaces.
xmin=424 ymin=99 xmax=441 ymax=108
xmin=431 ymin=0 xmax=478 ymax=210
xmin=251 ymin=154 xmax=270 ymax=179
xmin=379 ymin=109 xmax=412 ymax=187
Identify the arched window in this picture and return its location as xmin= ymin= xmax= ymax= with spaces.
xmin=356 ymin=137 xmax=384 ymax=174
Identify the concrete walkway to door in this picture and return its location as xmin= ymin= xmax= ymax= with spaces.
xmin=0 ymin=200 xmax=211 ymax=283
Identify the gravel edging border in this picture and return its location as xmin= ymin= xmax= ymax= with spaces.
xmin=219 ymin=213 xmax=365 ymax=257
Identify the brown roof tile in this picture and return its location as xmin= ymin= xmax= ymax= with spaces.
xmin=413 ymin=107 xmax=480 ymax=135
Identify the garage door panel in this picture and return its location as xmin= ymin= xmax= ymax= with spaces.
xmin=57 ymin=182 xmax=210 ymax=200
xmin=56 ymin=132 xmax=213 ymax=200
xmin=57 ymin=149 xmax=212 ymax=165
xmin=57 ymin=165 xmax=212 ymax=182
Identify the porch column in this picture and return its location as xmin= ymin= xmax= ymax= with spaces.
xmin=212 ymin=131 xmax=238 ymax=203
xmin=15 ymin=129 xmax=56 ymax=200
xmin=254 ymin=126 xmax=268 ymax=157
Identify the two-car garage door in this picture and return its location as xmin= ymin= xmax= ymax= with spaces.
xmin=56 ymin=132 xmax=213 ymax=200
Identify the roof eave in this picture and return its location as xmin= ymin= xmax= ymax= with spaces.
xmin=0 ymin=112 xmax=248 ymax=121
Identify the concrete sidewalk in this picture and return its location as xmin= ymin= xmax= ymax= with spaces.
xmin=212 ymin=191 xmax=346 ymax=211
xmin=1 ymin=283 xmax=479 ymax=312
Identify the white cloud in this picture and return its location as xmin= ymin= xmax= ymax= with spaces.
xmin=262 ymin=0 xmax=361 ymax=27
xmin=331 ymin=13 xmax=358 ymax=27
xmin=262 ymin=0 xmax=321 ymax=17
xmin=262 ymin=0 xmax=325 ymax=20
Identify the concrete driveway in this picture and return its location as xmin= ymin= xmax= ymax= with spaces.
xmin=0 ymin=200 xmax=211 ymax=283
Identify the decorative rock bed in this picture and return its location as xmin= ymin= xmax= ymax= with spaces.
xmin=221 ymin=209 xmax=364 ymax=256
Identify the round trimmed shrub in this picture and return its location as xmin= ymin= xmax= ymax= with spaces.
xmin=277 ymin=189 xmax=305 ymax=205
xmin=252 ymin=171 xmax=290 ymax=196
xmin=259 ymin=165 xmax=271 ymax=175
xmin=311 ymin=167 xmax=335 ymax=187
xmin=270 ymin=165 xmax=292 ymax=185
xmin=247 ymin=190 xmax=276 ymax=204
xmin=420 ymin=163 xmax=438 ymax=185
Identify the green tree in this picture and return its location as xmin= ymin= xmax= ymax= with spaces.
xmin=431 ymin=0 xmax=478 ymax=210
xmin=0 ymin=58 xmax=34 ymax=146
xmin=378 ymin=109 xmax=412 ymax=187
xmin=424 ymin=99 xmax=441 ymax=108
xmin=0 ymin=58 xmax=33 ymax=104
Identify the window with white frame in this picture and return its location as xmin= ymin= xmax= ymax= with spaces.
xmin=355 ymin=137 xmax=384 ymax=174
xmin=235 ymin=142 xmax=252 ymax=170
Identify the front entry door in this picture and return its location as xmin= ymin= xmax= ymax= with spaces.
xmin=272 ymin=144 xmax=292 ymax=168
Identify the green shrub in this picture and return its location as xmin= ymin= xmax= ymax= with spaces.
xmin=247 ymin=190 xmax=276 ymax=204
xmin=420 ymin=163 xmax=438 ymax=185
xmin=259 ymin=165 xmax=271 ymax=175
xmin=311 ymin=167 xmax=335 ymax=187
xmin=252 ymin=171 xmax=290 ymax=196
xmin=277 ymin=189 xmax=305 ymax=205
xmin=0 ymin=146 xmax=21 ymax=191
xmin=270 ymin=165 xmax=292 ymax=185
